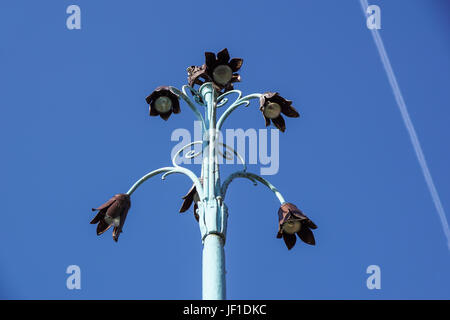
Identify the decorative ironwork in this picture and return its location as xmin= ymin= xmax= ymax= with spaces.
xmin=126 ymin=166 xmax=205 ymax=201
xmin=92 ymin=48 xmax=309 ymax=301
xmin=171 ymin=141 xmax=204 ymax=167
xmin=216 ymin=90 xmax=262 ymax=130
xmin=221 ymin=170 xmax=286 ymax=204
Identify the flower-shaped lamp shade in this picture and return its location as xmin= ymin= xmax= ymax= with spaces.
xmin=154 ymin=96 xmax=172 ymax=113
xmin=145 ymin=86 xmax=180 ymax=120
xmin=91 ymin=193 xmax=131 ymax=242
xmin=260 ymin=92 xmax=300 ymax=132
xmin=191 ymin=48 xmax=243 ymax=92
xmin=277 ymin=203 xmax=317 ymax=250
xmin=179 ymin=178 xmax=202 ymax=222
xmin=187 ymin=49 xmax=242 ymax=92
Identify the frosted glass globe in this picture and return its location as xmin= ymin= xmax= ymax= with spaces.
xmin=212 ymin=65 xmax=233 ymax=85
xmin=154 ymin=96 xmax=172 ymax=113
xmin=282 ymin=220 xmax=301 ymax=234
xmin=263 ymin=102 xmax=281 ymax=119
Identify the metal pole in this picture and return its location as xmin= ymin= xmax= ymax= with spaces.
xmin=199 ymin=83 xmax=226 ymax=300
xmin=202 ymin=234 xmax=226 ymax=299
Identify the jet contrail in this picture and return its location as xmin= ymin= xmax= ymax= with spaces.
xmin=360 ymin=0 xmax=450 ymax=250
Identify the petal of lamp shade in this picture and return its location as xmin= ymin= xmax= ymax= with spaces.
xmin=179 ymin=178 xmax=203 ymax=222
xmin=282 ymin=233 xmax=297 ymax=250
xmin=297 ymin=227 xmax=316 ymax=245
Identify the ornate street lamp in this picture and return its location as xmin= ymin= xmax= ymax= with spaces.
xmin=91 ymin=48 xmax=317 ymax=300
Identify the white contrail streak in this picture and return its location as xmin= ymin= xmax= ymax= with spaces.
xmin=360 ymin=0 xmax=450 ymax=250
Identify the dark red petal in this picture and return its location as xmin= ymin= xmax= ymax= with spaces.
xmin=217 ymin=48 xmax=230 ymax=64
xmin=230 ymin=73 xmax=241 ymax=83
xmin=90 ymin=210 xmax=105 ymax=224
xmin=289 ymin=207 xmax=317 ymax=230
xmin=145 ymin=92 xmax=157 ymax=105
xmin=92 ymin=197 xmax=116 ymax=212
xmin=180 ymin=181 xmax=199 ymax=214
xmin=282 ymin=233 xmax=297 ymax=250
xmin=224 ymin=83 xmax=234 ymax=92
xmin=180 ymin=179 xmax=201 ymax=217
xmin=179 ymin=191 xmax=195 ymax=213
xmin=283 ymin=203 xmax=300 ymax=213
xmin=149 ymin=104 xmax=159 ymax=116
xmin=269 ymin=93 xmax=287 ymax=105
xmin=229 ymin=58 xmax=243 ymax=72
xmin=264 ymin=114 xmax=270 ymax=127
xmin=291 ymin=210 xmax=308 ymax=220
xmin=272 ymin=115 xmax=286 ymax=132
xmin=112 ymin=226 xmax=120 ymax=242
xmin=105 ymin=201 xmax=122 ymax=219
xmin=117 ymin=216 xmax=128 ymax=237
xmin=172 ymin=97 xmax=181 ymax=114
xmin=281 ymin=104 xmax=300 ymax=118
xmin=297 ymin=227 xmax=316 ymax=245
xmin=116 ymin=193 xmax=131 ymax=203
xmin=105 ymin=195 xmax=129 ymax=217
xmin=146 ymin=87 xmax=168 ymax=104
xmin=96 ymin=220 xmax=112 ymax=235
xmin=160 ymin=111 xmax=172 ymax=121
xmin=305 ymin=219 xmax=318 ymax=230
xmin=115 ymin=209 xmax=130 ymax=242
xmin=205 ymin=52 xmax=216 ymax=67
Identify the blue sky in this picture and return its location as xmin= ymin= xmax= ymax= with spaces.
xmin=0 ymin=0 xmax=449 ymax=299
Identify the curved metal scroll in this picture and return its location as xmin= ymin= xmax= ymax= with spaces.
xmin=169 ymin=86 xmax=207 ymax=132
xmin=126 ymin=166 xmax=204 ymax=201
xmin=172 ymin=141 xmax=204 ymax=167
xmin=216 ymin=91 xmax=262 ymax=130
xmin=217 ymin=143 xmax=246 ymax=172
xmin=220 ymin=171 xmax=285 ymax=204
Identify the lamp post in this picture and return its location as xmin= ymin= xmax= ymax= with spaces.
xmin=91 ymin=48 xmax=318 ymax=300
